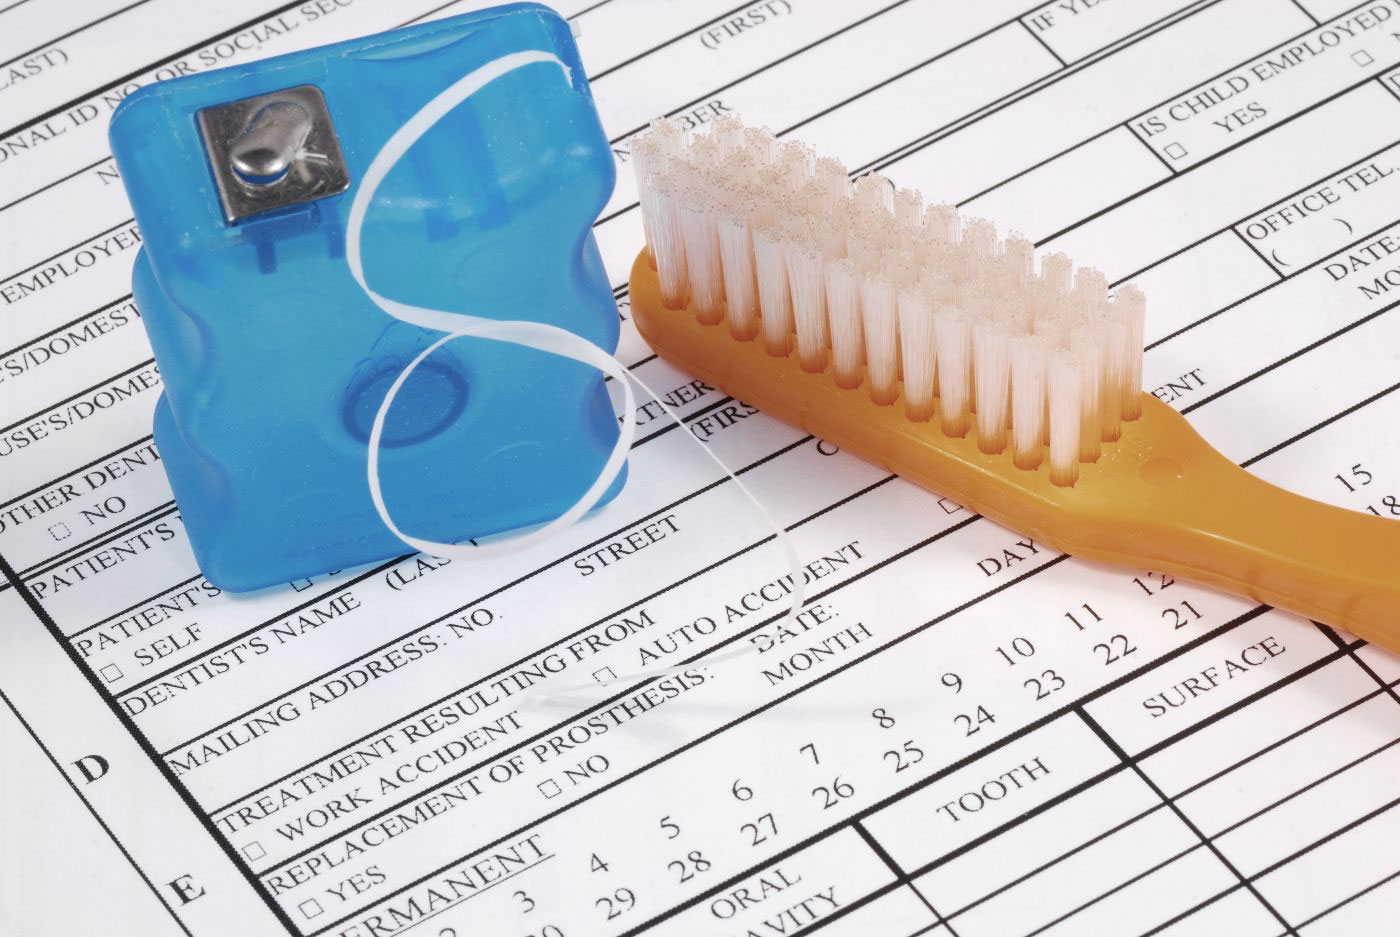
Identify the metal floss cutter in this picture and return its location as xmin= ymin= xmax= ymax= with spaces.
xmin=107 ymin=4 xmax=625 ymax=592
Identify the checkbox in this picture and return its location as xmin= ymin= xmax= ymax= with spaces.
xmin=537 ymin=779 xmax=561 ymax=799
xmin=48 ymin=523 xmax=71 ymax=541
xmin=289 ymin=578 xmax=314 ymax=592
xmin=298 ymin=899 xmax=323 ymax=920
xmin=1352 ymin=50 xmax=1374 ymax=67
xmin=1164 ymin=142 xmax=1187 ymax=160
xmin=592 ymin=666 xmax=616 ymax=683
xmin=243 ymin=841 xmax=265 ymax=860
xmin=99 ymin=664 xmax=122 ymax=683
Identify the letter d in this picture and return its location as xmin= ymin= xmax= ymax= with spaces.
xmin=72 ymin=754 xmax=110 ymax=783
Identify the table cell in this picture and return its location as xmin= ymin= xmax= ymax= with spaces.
xmin=792 ymin=23 xmax=1058 ymax=180
xmin=898 ymin=0 xmax=1295 ymax=205
xmin=962 ymin=127 xmax=1169 ymax=246
xmin=1022 ymin=0 xmax=1203 ymax=64
xmin=647 ymin=827 xmax=894 ymax=936
xmin=1084 ymin=609 xmax=1336 ymax=756
xmin=1254 ymin=793 xmax=1400 ymax=923
xmin=919 ymin=769 xmax=1159 ymax=916
xmin=863 ymin=714 xmax=1118 ymax=871
xmin=1175 ymin=691 xmax=1400 ymax=838
xmin=1150 ymin=887 xmax=1284 ymax=937
xmin=1297 ymin=866 xmax=1400 ymax=936
xmin=812 ymin=885 xmax=942 ymax=937
xmin=1130 ymin=231 xmax=1278 ymax=343
xmin=921 ymin=800 xmax=1205 ymax=935
xmin=1130 ymin=2 xmax=1387 ymax=170
xmin=1235 ymin=140 xmax=1400 ymax=274
xmin=1180 ymin=283 xmax=1400 ymax=477
xmin=1054 ymin=83 xmax=1400 ymax=285
xmin=1355 ymin=644 xmax=1400 ymax=685
xmin=1140 ymin=656 xmax=1377 ymax=798
xmin=1038 ymin=847 xmax=1237 ymax=937
xmin=1215 ymin=735 xmax=1400 ymax=878
xmin=1297 ymin=0 xmax=1365 ymax=18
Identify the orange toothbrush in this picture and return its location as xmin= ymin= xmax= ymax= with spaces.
xmin=627 ymin=116 xmax=1400 ymax=648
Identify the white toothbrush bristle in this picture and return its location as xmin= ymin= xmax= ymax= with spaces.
xmin=894 ymin=187 xmax=923 ymax=229
xmin=1003 ymin=234 xmax=1034 ymax=286
xmin=861 ymin=268 xmax=899 ymax=406
xmin=855 ymin=172 xmax=895 ymax=212
xmin=826 ymin=258 xmax=863 ymax=389
xmin=647 ymin=174 xmax=689 ymax=308
xmin=1071 ymin=332 xmax=1103 ymax=463
xmin=962 ymin=217 xmax=997 ymax=263
xmin=897 ymin=283 xmax=936 ymax=421
xmin=973 ymin=319 xmax=1011 ymax=454
xmin=745 ymin=126 xmax=778 ymax=164
xmin=753 ymin=226 xmax=793 ymax=357
xmin=1009 ymin=335 xmax=1046 ymax=470
xmin=1115 ymin=284 xmax=1147 ymax=420
xmin=934 ymin=305 xmax=972 ymax=437
xmin=1047 ymin=350 xmax=1082 ymax=487
xmin=1099 ymin=315 xmax=1127 ymax=441
xmin=781 ymin=140 xmax=815 ymax=179
xmin=631 ymin=115 xmax=1149 ymax=487
xmin=1042 ymin=252 xmax=1073 ymax=294
xmin=679 ymin=194 xmax=724 ymax=325
xmin=786 ymin=234 xmax=829 ymax=373
xmin=717 ymin=208 xmax=759 ymax=341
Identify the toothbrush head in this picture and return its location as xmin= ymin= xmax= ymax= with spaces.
xmin=631 ymin=115 xmax=1147 ymax=488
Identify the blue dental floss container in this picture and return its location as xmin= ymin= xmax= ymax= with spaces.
xmin=108 ymin=3 xmax=626 ymax=592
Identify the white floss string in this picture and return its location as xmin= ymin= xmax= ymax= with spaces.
xmin=344 ymin=51 xmax=805 ymax=709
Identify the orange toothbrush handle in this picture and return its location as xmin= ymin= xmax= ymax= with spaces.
xmin=1110 ymin=405 xmax=1400 ymax=648
xmin=628 ymin=250 xmax=1400 ymax=650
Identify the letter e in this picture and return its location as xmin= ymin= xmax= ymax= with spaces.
xmin=167 ymin=874 xmax=205 ymax=904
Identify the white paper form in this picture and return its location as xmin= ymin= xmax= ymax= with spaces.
xmin=3 ymin=0 xmax=1400 ymax=935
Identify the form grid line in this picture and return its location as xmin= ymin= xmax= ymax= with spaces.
xmin=202 ymin=261 xmax=1400 ymax=874
xmin=0 ymin=551 xmax=302 ymax=936
xmin=852 ymin=818 xmax=956 ymax=935
xmin=1231 ymin=227 xmax=1286 ymax=279
xmin=0 ymin=684 xmax=195 ymax=937
xmin=1018 ymin=19 xmax=1068 ymax=68
xmin=1076 ymin=707 xmax=1301 ymax=937
xmin=3 ymin=1 xmax=1400 ymax=935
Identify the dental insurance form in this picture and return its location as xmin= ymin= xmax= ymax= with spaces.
xmin=4 ymin=1 xmax=1400 ymax=935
